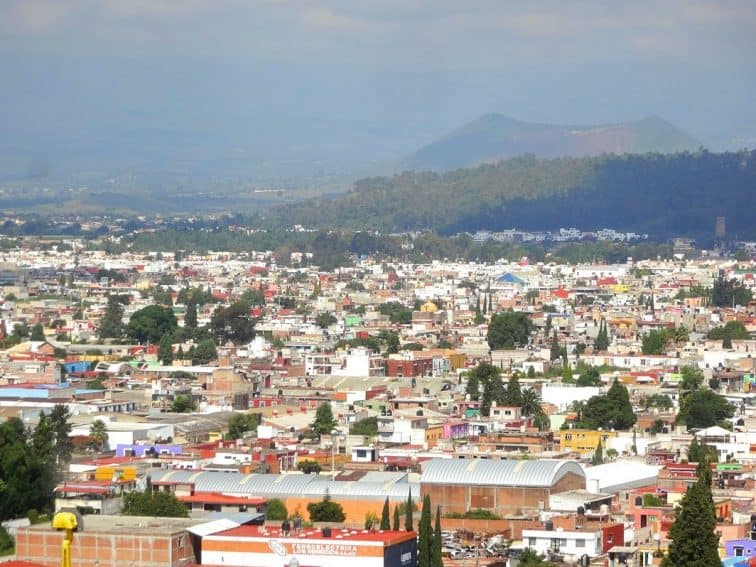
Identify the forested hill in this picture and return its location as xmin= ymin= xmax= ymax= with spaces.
xmin=401 ymin=115 xmax=701 ymax=172
xmin=272 ymin=151 xmax=756 ymax=239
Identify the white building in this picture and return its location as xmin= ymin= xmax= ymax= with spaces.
xmin=522 ymin=526 xmax=602 ymax=559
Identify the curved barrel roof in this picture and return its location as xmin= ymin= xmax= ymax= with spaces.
xmin=421 ymin=458 xmax=584 ymax=488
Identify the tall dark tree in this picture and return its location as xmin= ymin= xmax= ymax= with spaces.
xmin=99 ymin=295 xmax=125 ymax=339
xmin=594 ymin=320 xmax=609 ymax=351
xmin=581 ymin=379 xmax=636 ymax=430
xmin=310 ymin=402 xmax=338 ymax=437
xmin=677 ymin=389 xmax=734 ymax=429
xmin=662 ymin=460 xmax=720 ymax=567
xmin=710 ymin=271 xmax=752 ymax=307
xmin=405 ymin=489 xmax=414 ymax=532
xmin=49 ymin=404 xmax=73 ymax=467
xmin=431 ymin=505 xmax=443 ymax=567
xmin=380 ymin=497 xmax=391 ymax=530
xmin=184 ymin=301 xmax=198 ymax=329
xmin=503 ymin=375 xmax=523 ymax=406
xmin=210 ymin=301 xmax=256 ymax=344
xmin=550 ymin=329 xmax=561 ymax=361
xmin=125 ymin=305 xmax=177 ymax=344
xmin=592 ymin=437 xmax=604 ymax=465
xmin=393 ymin=504 xmax=400 ymax=531
xmin=158 ymin=335 xmax=174 ymax=365
xmin=417 ymin=494 xmax=432 ymax=567
xmin=30 ymin=323 xmax=45 ymax=342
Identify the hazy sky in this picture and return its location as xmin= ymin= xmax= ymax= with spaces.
xmin=2 ymin=1 xmax=755 ymax=180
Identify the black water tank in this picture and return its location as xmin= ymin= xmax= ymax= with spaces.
xmin=322 ymin=527 xmax=332 ymax=538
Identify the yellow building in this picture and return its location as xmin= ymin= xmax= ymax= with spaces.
xmin=560 ymin=429 xmax=618 ymax=456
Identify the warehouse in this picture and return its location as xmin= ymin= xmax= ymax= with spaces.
xmin=421 ymin=458 xmax=585 ymax=516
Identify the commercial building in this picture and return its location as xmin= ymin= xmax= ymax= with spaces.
xmin=201 ymin=525 xmax=417 ymax=567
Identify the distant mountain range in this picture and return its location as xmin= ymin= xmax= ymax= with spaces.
xmin=272 ymin=150 xmax=756 ymax=240
xmin=401 ymin=115 xmax=702 ymax=172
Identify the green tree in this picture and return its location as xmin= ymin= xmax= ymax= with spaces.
xmin=30 ymin=323 xmax=45 ymax=342
xmin=297 ymin=460 xmax=321 ymax=474
xmin=503 ymin=375 xmax=523 ymax=406
xmin=125 ymin=305 xmax=177 ymax=344
xmin=315 ymin=312 xmax=337 ymax=329
xmin=642 ymin=328 xmax=671 ymax=355
xmin=520 ymin=548 xmax=559 ymax=566
xmin=307 ymin=492 xmax=345 ymax=522
xmin=184 ymin=301 xmax=198 ymax=329
xmin=549 ymin=329 xmax=561 ymax=361
xmin=380 ymin=497 xmax=391 ymax=530
xmin=378 ymin=301 xmax=412 ymax=324
xmin=469 ymin=363 xmax=503 ymax=417
xmin=687 ymin=437 xmax=718 ymax=464
xmin=432 ymin=505 xmax=443 ymax=567
xmin=594 ymin=320 xmax=610 ymax=351
xmin=417 ymin=494 xmax=432 ymax=567
xmin=592 ymin=437 xmax=604 ymax=465
xmin=228 ymin=413 xmax=261 ymax=440
xmin=158 ymin=335 xmax=174 ymax=365
xmin=520 ymin=388 xmax=544 ymax=418
xmin=210 ymin=301 xmax=256 ymax=344
xmin=405 ymin=490 xmax=414 ymax=531
xmin=170 ymin=395 xmax=194 ymax=413
xmin=576 ymin=366 xmax=601 ymax=387
xmin=710 ymin=271 xmax=752 ymax=307
xmin=393 ymin=505 xmax=400 ymax=531
xmin=192 ymin=338 xmax=217 ymax=365
xmin=310 ymin=402 xmax=337 ymax=437
xmin=350 ymin=417 xmax=378 ymax=437
xmin=487 ymin=311 xmax=533 ymax=349
xmin=562 ymin=362 xmax=574 ymax=383
xmin=49 ymin=404 xmax=73 ymax=467
xmin=123 ymin=490 xmax=189 ymax=518
xmin=679 ymin=366 xmax=703 ymax=391
xmin=677 ymin=389 xmax=734 ymax=429
xmin=581 ymin=379 xmax=637 ymax=430
xmin=381 ymin=330 xmax=400 ymax=354
xmin=99 ymin=295 xmax=125 ymax=339
xmin=661 ymin=460 xmax=720 ymax=567
xmin=88 ymin=419 xmax=109 ymax=451
xmin=266 ymin=498 xmax=288 ymax=521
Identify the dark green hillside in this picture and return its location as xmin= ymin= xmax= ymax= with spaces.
xmin=273 ymin=151 xmax=756 ymax=239
xmin=401 ymin=114 xmax=701 ymax=172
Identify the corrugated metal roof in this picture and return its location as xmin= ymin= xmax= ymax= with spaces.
xmin=148 ymin=470 xmax=417 ymax=502
xmin=420 ymin=458 xmax=585 ymax=488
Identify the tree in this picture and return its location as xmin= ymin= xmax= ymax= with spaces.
xmin=170 ymin=395 xmax=194 ymax=413
xmin=49 ymin=404 xmax=73 ymax=467
xmin=687 ymin=437 xmax=718 ymax=464
xmin=311 ymin=402 xmax=337 ymax=437
xmin=562 ymin=362 xmax=574 ymax=383
xmin=184 ymin=301 xmax=198 ymax=329
xmin=307 ymin=492 xmax=345 ymax=522
xmin=549 ymin=330 xmax=561 ymax=361
xmin=520 ymin=388 xmax=544 ymax=418
xmin=679 ymin=366 xmax=703 ymax=391
xmin=432 ymin=505 xmax=443 ymax=567
xmin=503 ymin=375 xmax=523 ymax=406
xmin=350 ymin=417 xmax=378 ymax=437
xmin=30 ymin=323 xmax=45 ymax=342
xmin=315 ymin=312 xmax=337 ymax=329
xmin=393 ymin=505 xmax=400 ymax=531
xmin=469 ymin=363 xmax=504 ymax=417
xmin=228 ymin=413 xmax=261 ymax=440
xmin=99 ymin=295 xmax=125 ymax=339
xmin=88 ymin=419 xmax=109 ymax=452
xmin=520 ymin=548 xmax=559 ymax=566
xmin=158 ymin=335 xmax=174 ymax=365
xmin=661 ymin=460 xmax=720 ymax=567
xmin=297 ymin=460 xmax=321 ymax=474
xmin=123 ymin=490 xmax=188 ymax=518
xmin=581 ymin=379 xmax=636 ymax=430
xmin=210 ymin=301 xmax=256 ymax=344
xmin=125 ymin=305 xmax=177 ymax=344
xmin=576 ymin=366 xmax=601 ymax=387
xmin=380 ymin=497 xmax=391 ymax=530
xmin=382 ymin=330 xmax=400 ymax=354
xmin=405 ymin=490 xmax=414 ymax=531
xmin=592 ymin=437 xmax=604 ymax=465
xmin=487 ymin=311 xmax=533 ymax=349
xmin=594 ymin=320 xmax=609 ymax=351
xmin=465 ymin=371 xmax=481 ymax=401
xmin=642 ymin=328 xmax=670 ymax=355
xmin=192 ymin=338 xmax=217 ymax=365
xmin=677 ymin=389 xmax=734 ymax=429
xmin=710 ymin=271 xmax=752 ymax=307
xmin=417 ymin=494 xmax=432 ymax=567
xmin=266 ymin=498 xmax=288 ymax=521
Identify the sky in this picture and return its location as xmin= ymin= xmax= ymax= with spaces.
xmin=1 ymin=0 xmax=755 ymax=183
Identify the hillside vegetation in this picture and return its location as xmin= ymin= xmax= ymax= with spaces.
xmin=273 ymin=151 xmax=756 ymax=239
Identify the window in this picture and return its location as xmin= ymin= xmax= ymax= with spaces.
xmin=733 ymin=546 xmax=743 ymax=557
xmin=564 ymin=434 xmax=573 ymax=441
xmin=528 ymin=538 xmax=536 ymax=546
xmin=575 ymin=539 xmax=585 ymax=548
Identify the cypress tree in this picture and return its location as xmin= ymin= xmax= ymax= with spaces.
xmin=380 ymin=497 xmax=391 ymax=530
xmin=431 ymin=505 xmax=443 ymax=567
xmin=592 ymin=437 xmax=604 ymax=465
xmin=393 ymin=505 xmax=400 ymax=531
xmin=662 ymin=460 xmax=720 ymax=567
xmin=418 ymin=494 xmax=432 ymax=567
xmin=550 ymin=329 xmax=561 ymax=361
xmin=487 ymin=292 xmax=493 ymax=313
xmin=405 ymin=489 xmax=413 ymax=531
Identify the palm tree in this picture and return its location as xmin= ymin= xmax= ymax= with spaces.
xmin=570 ymin=400 xmax=587 ymax=423
xmin=520 ymin=388 xmax=544 ymax=417
xmin=89 ymin=419 xmax=109 ymax=452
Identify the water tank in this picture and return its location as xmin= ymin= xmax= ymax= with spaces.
xmin=545 ymin=520 xmax=554 ymax=531
xmin=322 ymin=527 xmax=332 ymax=538
xmin=577 ymin=506 xmax=585 ymax=516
